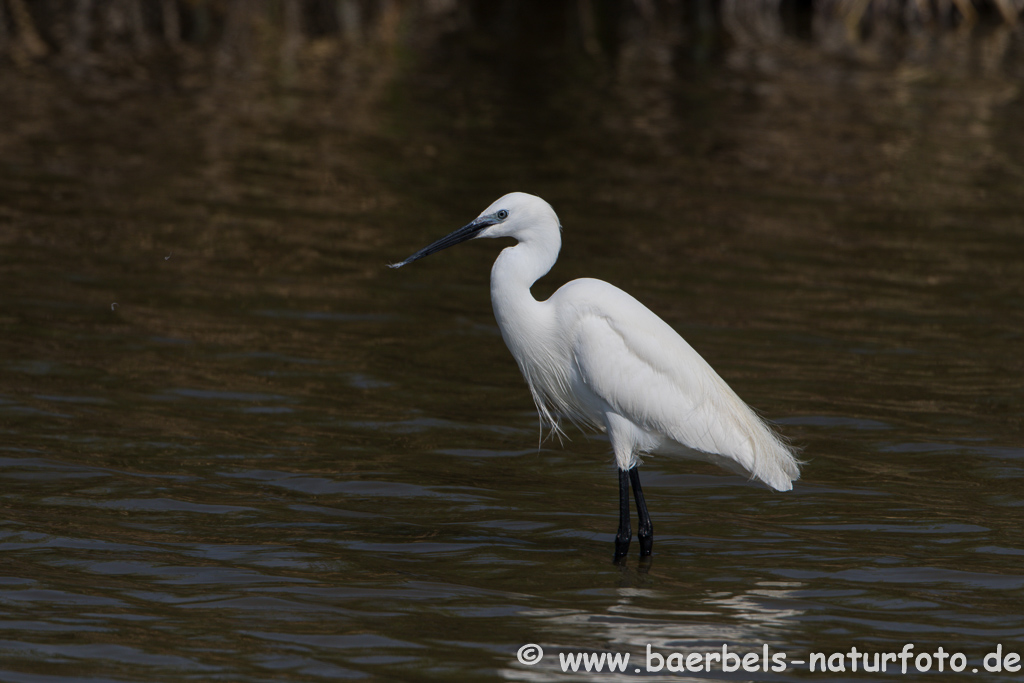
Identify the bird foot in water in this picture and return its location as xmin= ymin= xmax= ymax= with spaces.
xmin=637 ymin=533 xmax=653 ymax=557
xmin=637 ymin=520 xmax=653 ymax=557
xmin=614 ymin=534 xmax=631 ymax=561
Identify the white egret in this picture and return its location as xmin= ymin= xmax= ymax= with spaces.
xmin=390 ymin=193 xmax=800 ymax=559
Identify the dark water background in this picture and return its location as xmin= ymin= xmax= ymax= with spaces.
xmin=2 ymin=2 xmax=1023 ymax=680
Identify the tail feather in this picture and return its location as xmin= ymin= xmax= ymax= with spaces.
xmin=667 ymin=373 xmax=801 ymax=491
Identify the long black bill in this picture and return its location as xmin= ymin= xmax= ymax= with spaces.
xmin=388 ymin=216 xmax=497 ymax=269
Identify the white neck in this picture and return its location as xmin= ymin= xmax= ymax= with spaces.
xmin=489 ymin=228 xmax=561 ymax=356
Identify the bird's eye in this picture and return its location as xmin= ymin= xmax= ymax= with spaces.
xmin=496 ymin=210 xmax=509 ymax=220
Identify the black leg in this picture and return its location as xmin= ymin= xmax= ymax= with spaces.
xmin=629 ymin=467 xmax=653 ymax=557
xmin=614 ymin=468 xmax=631 ymax=559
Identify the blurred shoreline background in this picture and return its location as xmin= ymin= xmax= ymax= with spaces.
xmin=3 ymin=0 xmax=1022 ymax=215
xmin=2 ymin=0 xmax=1024 ymax=74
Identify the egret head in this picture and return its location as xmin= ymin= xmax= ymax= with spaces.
xmin=389 ymin=192 xmax=560 ymax=268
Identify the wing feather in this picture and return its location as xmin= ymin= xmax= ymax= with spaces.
xmin=562 ymin=280 xmax=800 ymax=490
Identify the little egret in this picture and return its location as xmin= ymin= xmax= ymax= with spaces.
xmin=390 ymin=193 xmax=800 ymax=559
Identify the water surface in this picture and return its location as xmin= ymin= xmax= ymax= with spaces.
xmin=1 ymin=5 xmax=1023 ymax=681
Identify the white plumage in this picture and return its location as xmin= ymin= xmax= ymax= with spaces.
xmin=391 ymin=192 xmax=800 ymax=558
